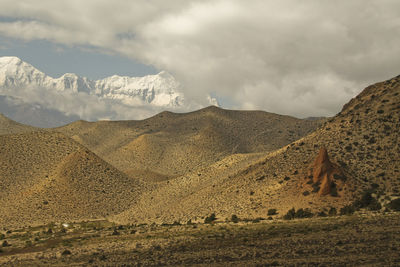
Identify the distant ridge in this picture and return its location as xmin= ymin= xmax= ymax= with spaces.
xmin=0 ymin=112 xmax=38 ymax=134
xmin=57 ymin=105 xmax=322 ymax=178
xmin=0 ymin=56 xmax=183 ymax=107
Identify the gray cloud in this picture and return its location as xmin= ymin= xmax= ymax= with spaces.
xmin=1 ymin=0 xmax=400 ymax=117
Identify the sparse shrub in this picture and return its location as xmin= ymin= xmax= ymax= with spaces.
xmin=283 ymin=208 xmax=313 ymax=220
xmin=204 ymin=213 xmax=217 ymax=224
xmin=333 ymin=173 xmax=347 ymax=182
xmin=317 ymin=211 xmax=327 ymax=217
xmin=303 ymin=191 xmax=310 ymax=196
xmin=371 ymin=183 xmax=379 ymax=189
xmin=99 ymin=254 xmax=107 ymax=261
xmin=267 ymin=209 xmax=277 ymax=216
xmin=368 ymin=200 xmax=382 ymax=211
xmin=152 ymin=244 xmax=162 ymax=251
xmin=295 ymin=208 xmax=313 ymax=218
xmin=186 ymin=219 xmax=193 ymax=225
xmin=340 ymin=205 xmax=355 ymax=215
xmin=284 ymin=176 xmax=290 ymax=181
xmin=312 ymin=182 xmax=320 ymax=193
xmin=112 ymin=229 xmax=120 ymax=236
xmin=283 ymin=208 xmax=296 ymax=220
xmin=330 ymin=184 xmax=338 ymax=197
xmin=172 ymin=221 xmax=181 ymax=226
xmin=0 ymin=234 xmax=4 ymax=240
xmin=231 ymin=215 xmax=239 ymax=223
xmin=353 ymin=191 xmax=381 ymax=211
xmin=1 ymin=241 xmax=9 ymax=247
xmin=388 ymin=198 xmax=400 ymax=211
xmin=328 ymin=207 xmax=337 ymax=216
xmin=345 ymin=145 xmax=352 ymax=152
xmin=61 ymin=249 xmax=72 ymax=256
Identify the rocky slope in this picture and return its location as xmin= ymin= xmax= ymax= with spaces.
xmin=111 ymin=75 xmax=400 ymax=224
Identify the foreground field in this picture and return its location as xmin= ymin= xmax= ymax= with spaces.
xmin=1 ymin=213 xmax=399 ymax=266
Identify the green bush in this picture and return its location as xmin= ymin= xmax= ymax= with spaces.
xmin=388 ymin=198 xmax=400 ymax=211
xmin=231 ymin=215 xmax=239 ymax=223
xmin=204 ymin=213 xmax=217 ymax=224
xmin=283 ymin=208 xmax=296 ymax=220
xmin=267 ymin=209 xmax=277 ymax=216
xmin=353 ymin=191 xmax=381 ymax=211
xmin=328 ymin=207 xmax=337 ymax=216
xmin=283 ymin=208 xmax=313 ymax=220
xmin=317 ymin=211 xmax=327 ymax=217
xmin=295 ymin=208 xmax=313 ymax=218
xmin=340 ymin=205 xmax=355 ymax=215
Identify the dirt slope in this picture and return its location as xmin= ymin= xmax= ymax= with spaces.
xmin=0 ymin=131 xmax=147 ymax=228
xmin=57 ymin=106 xmax=321 ymax=178
xmin=112 ymin=75 xmax=400 ymax=224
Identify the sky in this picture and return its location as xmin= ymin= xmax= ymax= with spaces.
xmin=1 ymin=0 xmax=400 ymax=118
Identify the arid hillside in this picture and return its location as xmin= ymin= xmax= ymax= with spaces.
xmin=0 ymin=131 xmax=147 ymax=228
xmin=1 ymin=74 xmax=398 ymax=228
xmin=57 ymin=106 xmax=321 ymax=179
xmin=0 ymin=113 xmax=37 ymax=135
xmin=112 ymin=75 xmax=400 ymax=224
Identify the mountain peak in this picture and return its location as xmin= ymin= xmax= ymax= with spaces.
xmin=0 ymin=56 xmax=23 ymax=66
xmin=0 ymin=56 xmax=184 ymax=108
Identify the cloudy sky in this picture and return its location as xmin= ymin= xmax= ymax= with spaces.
xmin=1 ymin=0 xmax=400 ymax=118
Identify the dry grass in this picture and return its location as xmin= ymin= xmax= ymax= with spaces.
xmin=1 ymin=213 xmax=399 ymax=266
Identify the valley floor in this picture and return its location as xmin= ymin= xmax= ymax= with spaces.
xmin=1 ymin=213 xmax=399 ymax=266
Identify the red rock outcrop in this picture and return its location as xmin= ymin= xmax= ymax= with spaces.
xmin=312 ymin=147 xmax=343 ymax=196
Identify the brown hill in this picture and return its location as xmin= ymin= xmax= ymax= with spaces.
xmin=0 ymin=131 xmax=147 ymax=228
xmin=112 ymin=75 xmax=400 ymax=224
xmin=57 ymin=106 xmax=321 ymax=179
xmin=0 ymin=113 xmax=38 ymax=135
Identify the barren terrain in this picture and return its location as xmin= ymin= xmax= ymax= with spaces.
xmin=0 ymin=213 xmax=399 ymax=266
xmin=0 ymin=75 xmax=399 ymax=265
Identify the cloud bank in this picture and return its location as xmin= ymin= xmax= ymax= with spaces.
xmin=1 ymin=0 xmax=400 ymax=117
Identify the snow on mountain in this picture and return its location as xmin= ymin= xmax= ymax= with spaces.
xmin=94 ymin=70 xmax=183 ymax=106
xmin=0 ymin=56 xmax=183 ymax=107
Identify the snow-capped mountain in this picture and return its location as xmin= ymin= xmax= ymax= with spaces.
xmin=0 ymin=56 xmax=219 ymax=127
xmin=0 ymin=56 xmax=183 ymax=107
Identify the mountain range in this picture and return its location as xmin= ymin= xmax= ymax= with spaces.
xmin=0 ymin=56 xmax=217 ymax=127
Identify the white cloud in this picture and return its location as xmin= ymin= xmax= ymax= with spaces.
xmin=0 ymin=84 xmax=166 ymax=121
xmin=1 ymin=0 xmax=400 ymax=117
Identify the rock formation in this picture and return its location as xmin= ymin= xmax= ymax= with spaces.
xmin=312 ymin=147 xmax=343 ymax=196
